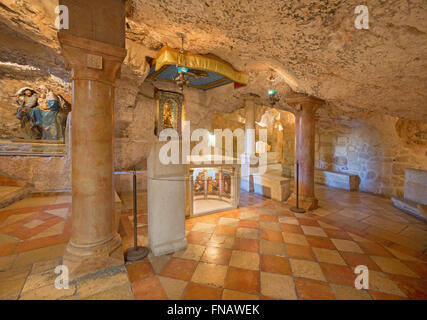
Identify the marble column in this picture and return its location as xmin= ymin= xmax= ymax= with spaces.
xmin=286 ymin=93 xmax=324 ymax=211
xmin=241 ymin=94 xmax=260 ymax=192
xmin=58 ymin=32 xmax=126 ymax=276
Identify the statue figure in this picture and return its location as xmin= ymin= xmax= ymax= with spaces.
xmin=15 ymin=86 xmax=71 ymax=140
xmin=15 ymin=87 xmax=40 ymax=138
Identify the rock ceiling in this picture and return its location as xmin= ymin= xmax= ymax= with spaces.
xmin=0 ymin=0 xmax=426 ymax=120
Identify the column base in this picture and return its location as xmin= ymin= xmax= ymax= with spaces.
xmin=151 ymin=237 xmax=188 ymax=257
xmin=286 ymin=194 xmax=318 ymax=211
xmin=62 ymin=232 xmax=124 ymax=281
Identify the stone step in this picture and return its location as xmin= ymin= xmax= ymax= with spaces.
xmin=0 ymin=173 xmax=33 ymax=209
xmin=391 ymin=197 xmax=427 ymax=222
xmin=0 ymin=185 xmax=32 ymax=209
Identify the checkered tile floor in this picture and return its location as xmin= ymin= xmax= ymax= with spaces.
xmin=122 ymin=193 xmax=427 ymax=300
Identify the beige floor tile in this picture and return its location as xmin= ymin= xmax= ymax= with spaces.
xmin=191 ymin=222 xmax=216 ymax=234
xmin=29 ymin=221 xmax=65 ymax=240
xmin=229 ymin=250 xmax=260 ymax=271
xmin=74 ymin=267 xmax=130 ymax=299
xmin=347 ymin=232 xmax=372 ymax=243
xmin=208 ymin=235 xmax=235 ymax=249
xmin=362 ymin=216 xmax=406 ymax=234
xmin=13 ymin=243 xmax=66 ymax=268
xmin=218 ymin=217 xmax=239 ymax=227
xmin=337 ymin=209 xmax=372 ymax=221
xmin=0 ymin=265 xmax=31 ymax=281
xmin=222 ymin=289 xmax=259 ymax=300
xmin=158 ymin=276 xmax=187 ymax=299
xmin=398 ymin=226 xmax=427 ymax=246
xmin=331 ymin=239 xmax=363 ymax=253
xmin=84 ymin=283 xmax=134 ymax=300
xmin=282 ymin=233 xmax=309 ymax=246
xmin=301 ymin=226 xmax=327 ymax=237
xmin=278 ymin=217 xmax=299 ymax=225
xmin=45 ymin=207 xmax=69 ymax=219
xmin=148 ymin=253 xmax=172 ymax=274
xmin=1 ymin=212 xmax=34 ymax=226
xmin=317 ymin=221 xmax=340 ymax=230
xmin=260 ymin=272 xmax=296 ymax=300
xmin=259 ymin=221 xmax=281 ymax=232
xmin=0 ymin=254 xmax=16 ymax=272
xmin=31 ymin=257 xmax=62 ymax=274
xmin=191 ymin=262 xmax=228 ymax=287
xmin=0 ymin=277 xmax=28 ymax=299
xmin=366 ymin=226 xmax=425 ymax=252
xmin=293 ymin=213 xmax=313 ymax=219
xmin=385 ymin=247 xmax=424 ymax=262
xmin=20 ymin=283 xmax=76 ymax=300
xmin=21 ymin=268 xmax=58 ymax=293
xmin=290 ymin=259 xmax=326 ymax=281
xmin=239 ymin=211 xmax=259 ymax=220
xmin=236 ymin=227 xmax=259 ymax=240
xmin=173 ymin=244 xmax=206 ymax=261
xmin=370 ymin=256 xmax=419 ymax=278
xmin=330 ymin=284 xmax=371 ymax=300
xmin=312 ymin=248 xmax=346 ymax=265
xmin=369 ymin=271 xmax=406 ymax=297
xmin=0 ymin=233 xmax=19 ymax=246
xmin=260 ymin=240 xmax=286 ymax=257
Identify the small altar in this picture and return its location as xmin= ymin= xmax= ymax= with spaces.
xmin=185 ymin=155 xmax=240 ymax=217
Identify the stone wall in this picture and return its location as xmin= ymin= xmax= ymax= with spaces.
xmin=315 ymin=113 xmax=427 ymax=198
xmin=0 ymin=155 xmax=71 ymax=192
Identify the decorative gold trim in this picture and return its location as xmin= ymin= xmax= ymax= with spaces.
xmin=153 ymin=46 xmax=248 ymax=85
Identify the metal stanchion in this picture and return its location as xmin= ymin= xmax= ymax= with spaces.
xmin=290 ymin=162 xmax=306 ymax=213
xmin=125 ymin=169 xmax=149 ymax=262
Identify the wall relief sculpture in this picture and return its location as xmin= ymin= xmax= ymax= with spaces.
xmin=15 ymin=86 xmax=71 ymax=141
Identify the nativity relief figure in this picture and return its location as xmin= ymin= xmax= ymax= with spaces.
xmin=15 ymin=86 xmax=71 ymax=141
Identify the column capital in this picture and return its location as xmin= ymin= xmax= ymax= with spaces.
xmin=286 ymin=92 xmax=324 ymax=110
xmin=58 ymin=32 xmax=127 ymax=86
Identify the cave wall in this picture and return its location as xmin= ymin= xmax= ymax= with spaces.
xmin=315 ymin=114 xmax=427 ymax=198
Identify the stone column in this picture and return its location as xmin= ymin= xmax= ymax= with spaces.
xmin=286 ymin=93 xmax=324 ymax=211
xmin=241 ymin=94 xmax=260 ymax=192
xmin=58 ymin=32 xmax=126 ymax=276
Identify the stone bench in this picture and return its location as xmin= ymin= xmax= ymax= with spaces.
xmin=392 ymin=168 xmax=427 ymax=221
xmin=252 ymin=172 xmax=291 ymax=202
xmin=315 ymin=169 xmax=359 ymax=191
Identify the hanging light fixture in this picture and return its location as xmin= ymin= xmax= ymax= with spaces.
xmin=174 ymin=33 xmax=190 ymax=91
xmin=268 ymin=89 xmax=280 ymax=106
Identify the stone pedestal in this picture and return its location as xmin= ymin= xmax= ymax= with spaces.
xmin=404 ymin=168 xmax=427 ymax=205
xmin=392 ymin=168 xmax=427 ymax=221
xmin=58 ymin=32 xmax=126 ymax=278
xmin=286 ymin=93 xmax=324 ymax=211
xmin=148 ymin=142 xmax=187 ymax=256
xmin=240 ymin=153 xmax=258 ymax=192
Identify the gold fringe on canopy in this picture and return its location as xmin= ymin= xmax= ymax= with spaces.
xmin=153 ymin=46 xmax=248 ymax=85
